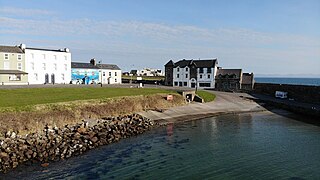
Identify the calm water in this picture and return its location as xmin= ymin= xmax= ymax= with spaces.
xmin=255 ymin=77 xmax=320 ymax=86
xmin=2 ymin=111 xmax=320 ymax=179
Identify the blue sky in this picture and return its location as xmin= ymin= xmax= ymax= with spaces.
xmin=1 ymin=0 xmax=319 ymax=77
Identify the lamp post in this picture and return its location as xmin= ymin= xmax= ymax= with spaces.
xmin=100 ymin=70 xmax=102 ymax=87
xmin=195 ymin=79 xmax=198 ymax=93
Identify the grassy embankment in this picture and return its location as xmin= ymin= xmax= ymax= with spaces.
xmin=0 ymin=87 xmax=185 ymax=134
xmin=196 ymin=90 xmax=216 ymax=102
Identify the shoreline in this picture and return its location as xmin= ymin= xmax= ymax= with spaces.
xmin=139 ymin=91 xmax=266 ymax=125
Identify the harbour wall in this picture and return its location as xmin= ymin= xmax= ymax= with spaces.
xmin=0 ymin=114 xmax=155 ymax=173
xmin=254 ymin=83 xmax=320 ymax=104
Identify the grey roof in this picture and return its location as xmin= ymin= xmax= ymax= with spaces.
xmin=165 ymin=60 xmax=174 ymax=67
xmin=216 ymin=69 xmax=242 ymax=78
xmin=71 ymin=62 xmax=121 ymax=70
xmin=0 ymin=70 xmax=28 ymax=74
xmin=96 ymin=64 xmax=121 ymax=70
xmin=242 ymin=73 xmax=254 ymax=84
xmin=26 ymin=47 xmax=69 ymax=52
xmin=0 ymin=45 xmax=24 ymax=53
xmin=71 ymin=62 xmax=99 ymax=69
xmin=170 ymin=59 xmax=217 ymax=68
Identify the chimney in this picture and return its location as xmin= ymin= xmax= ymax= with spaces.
xmin=19 ymin=44 xmax=26 ymax=51
xmin=90 ymin=58 xmax=96 ymax=66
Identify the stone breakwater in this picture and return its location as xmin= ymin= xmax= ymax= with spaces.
xmin=0 ymin=114 xmax=155 ymax=173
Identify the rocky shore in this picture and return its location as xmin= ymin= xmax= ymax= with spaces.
xmin=0 ymin=114 xmax=155 ymax=173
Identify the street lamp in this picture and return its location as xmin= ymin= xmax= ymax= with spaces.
xmin=100 ymin=70 xmax=102 ymax=87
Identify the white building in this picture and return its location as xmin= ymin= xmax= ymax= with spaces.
xmin=20 ymin=44 xmax=71 ymax=84
xmin=71 ymin=59 xmax=121 ymax=84
xmin=137 ymin=68 xmax=164 ymax=76
xmin=165 ymin=59 xmax=218 ymax=88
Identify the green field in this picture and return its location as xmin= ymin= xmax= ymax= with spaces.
xmin=122 ymin=75 xmax=165 ymax=81
xmin=0 ymin=87 xmax=173 ymax=108
xmin=196 ymin=90 xmax=216 ymax=102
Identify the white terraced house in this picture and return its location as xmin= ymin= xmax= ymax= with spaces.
xmin=165 ymin=59 xmax=218 ymax=89
xmin=20 ymin=44 xmax=72 ymax=84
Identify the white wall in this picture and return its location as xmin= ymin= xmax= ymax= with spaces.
xmin=173 ymin=66 xmax=189 ymax=87
xmin=172 ymin=66 xmax=217 ymax=88
xmin=25 ymin=49 xmax=71 ymax=84
xmin=100 ymin=69 xmax=122 ymax=84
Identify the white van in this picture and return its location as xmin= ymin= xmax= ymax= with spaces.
xmin=275 ymin=91 xmax=288 ymax=99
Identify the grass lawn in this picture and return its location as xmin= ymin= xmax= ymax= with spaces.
xmin=196 ymin=90 xmax=216 ymax=102
xmin=0 ymin=87 xmax=173 ymax=108
xmin=122 ymin=75 xmax=165 ymax=81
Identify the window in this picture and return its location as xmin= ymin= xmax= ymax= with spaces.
xmin=185 ymin=67 xmax=188 ymax=71
xmin=31 ymin=62 xmax=34 ymax=70
xmin=17 ymin=62 xmax=22 ymax=70
xmin=115 ymin=78 xmax=117 ymax=82
xmin=31 ymin=53 xmax=34 ymax=59
xmin=103 ymin=72 xmax=106 ymax=76
xmin=199 ymin=83 xmax=211 ymax=87
xmin=64 ymin=64 xmax=67 ymax=71
xmin=179 ymin=82 xmax=182 ymax=87
xmin=115 ymin=72 xmax=117 ymax=76
xmin=199 ymin=68 xmax=204 ymax=73
xmin=208 ymin=74 xmax=211 ymax=79
xmin=184 ymin=82 xmax=187 ymax=86
xmin=43 ymin=54 xmax=46 ymax=59
xmin=34 ymin=73 xmax=38 ymax=80
xmin=43 ymin=63 xmax=46 ymax=70
xmin=64 ymin=56 xmax=67 ymax=61
xmin=4 ymin=53 xmax=9 ymax=60
xmin=177 ymin=67 xmax=180 ymax=72
xmin=54 ymin=55 xmax=57 ymax=60
xmin=17 ymin=54 xmax=22 ymax=61
xmin=9 ymin=74 xmax=21 ymax=81
xmin=4 ymin=61 xmax=9 ymax=70
xmin=185 ymin=74 xmax=188 ymax=78
xmin=177 ymin=74 xmax=179 ymax=78
xmin=54 ymin=63 xmax=57 ymax=70
xmin=61 ymin=74 xmax=65 ymax=80
xmin=174 ymin=82 xmax=178 ymax=86
xmin=207 ymin=68 xmax=211 ymax=73
xmin=200 ymin=74 xmax=203 ymax=79
xmin=109 ymin=72 xmax=111 ymax=76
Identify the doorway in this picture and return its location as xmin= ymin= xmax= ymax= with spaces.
xmin=45 ymin=73 xmax=49 ymax=84
xmin=51 ymin=74 xmax=55 ymax=84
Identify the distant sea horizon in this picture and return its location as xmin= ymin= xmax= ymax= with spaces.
xmin=255 ymin=77 xmax=320 ymax=86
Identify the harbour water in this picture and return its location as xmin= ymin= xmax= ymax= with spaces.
xmin=255 ymin=77 xmax=320 ymax=86
xmin=2 ymin=111 xmax=320 ymax=179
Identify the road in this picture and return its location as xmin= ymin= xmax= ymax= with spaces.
xmin=138 ymin=91 xmax=265 ymax=124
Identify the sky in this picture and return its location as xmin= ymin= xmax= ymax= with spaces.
xmin=0 ymin=0 xmax=320 ymax=77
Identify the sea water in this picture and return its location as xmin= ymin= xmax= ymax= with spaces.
xmin=2 ymin=111 xmax=320 ymax=179
xmin=255 ymin=77 xmax=320 ymax=86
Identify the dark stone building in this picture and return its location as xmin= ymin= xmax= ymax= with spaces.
xmin=215 ymin=68 xmax=255 ymax=91
xmin=215 ymin=68 xmax=243 ymax=91
xmin=241 ymin=73 xmax=255 ymax=90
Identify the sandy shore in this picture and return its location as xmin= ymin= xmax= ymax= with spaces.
xmin=139 ymin=91 xmax=266 ymax=124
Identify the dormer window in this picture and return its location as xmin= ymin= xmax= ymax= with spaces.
xmin=207 ymin=68 xmax=211 ymax=73
xmin=199 ymin=68 xmax=204 ymax=73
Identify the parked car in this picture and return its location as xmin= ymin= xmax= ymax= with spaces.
xmin=275 ymin=91 xmax=288 ymax=99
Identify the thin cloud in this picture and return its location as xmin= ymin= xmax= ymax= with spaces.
xmin=0 ymin=7 xmax=54 ymax=16
xmin=1 ymin=16 xmax=319 ymax=75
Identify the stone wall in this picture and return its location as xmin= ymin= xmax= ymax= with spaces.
xmin=0 ymin=114 xmax=155 ymax=173
xmin=254 ymin=83 xmax=320 ymax=104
